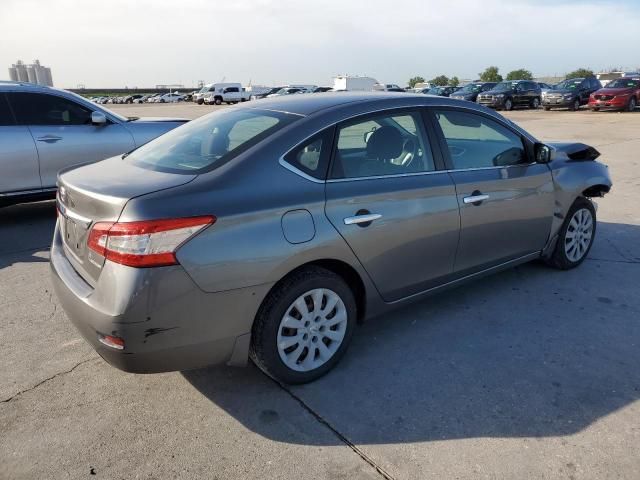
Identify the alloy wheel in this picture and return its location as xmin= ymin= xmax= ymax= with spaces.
xmin=564 ymin=208 xmax=594 ymax=262
xmin=276 ymin=288 xmax=348 ymax=372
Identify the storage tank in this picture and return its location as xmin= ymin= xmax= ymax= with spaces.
xmin=44 ymin=67 xmax=53 ymax=86
xmin=8 ymin=67 xmax=18 ymax=82
xmin=14 ymin=62 xmax=28 ymax=82
xmin=26 ymin=65 xmax=37 ymax=83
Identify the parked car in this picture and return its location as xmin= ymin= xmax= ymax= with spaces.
xmin=203 ymin=83 xmax=251 ymax=105
xmin=146 ymin=94 xmax=162 ymax=103
xmin=373 ymin=83 xmax=404 ymax=92
xmin=421 ymin=86 xmax=457 ymax=97
xmin=123 ymin=94 xmax=145 ymax=104
xmin=266 ymin=87 xmax=308 ymax=98
xmin=588 ymin=77 xmax=640 ymax=112
xmin=537 ymin=82 xmax=554 ymax=94
xmin=51 ymin=92 xmax=611 ymax=384
xmin=313 ymin=86 xmax=334 ymax=93
xmin=0 ymin=83 xmax=189 ymax=206
xmin=250 ymin=86 xmax=285 ymax=100
xmin=157 ymin=92 xmax=184 ymax=103
xmin=193 ymin=84 xmax=215 ymax=105
xmin=133 ymin=94 xmax=152 ymax=104
xmin=450 ymin=82 xmax=497 ymax=102
xmin=542 ymin=77 xmax=602 ymax=111
xmin=477 ymin=80 xmax=542 ymax=111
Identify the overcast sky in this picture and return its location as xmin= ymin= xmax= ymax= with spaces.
xmin=2 ymin=0 xmax=639 ymax=88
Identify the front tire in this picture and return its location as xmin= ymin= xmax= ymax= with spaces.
xmin=214 ymin=97 xmax=222 ymax=105
xmin=570 ymin=98 xmax=580 ymax=111
xmin=250 ymin=267 xmax=356 ymax=384
xmin=530 ymin=97 xmax=540 ymax=109
xmin=546 ymin=197 xmax=596 ymax=270
xmin=627 ymin=96 xmax=637 ymax=112
xmin=504 ymin=98 xmax=513 ymax=111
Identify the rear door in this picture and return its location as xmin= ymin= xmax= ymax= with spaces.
xmin=324 ymin=109 xmax=461 ymax=302
xmin=0 ymin=92 xmax=41 ymax=194
xmin=8 ymin=92 xmax=135 ymax=188
xmin=429 ymin=108 xmax=554 ymax=274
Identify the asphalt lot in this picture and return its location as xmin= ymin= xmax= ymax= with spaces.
xmin=1 ymin=102 xmax=639 ymax=479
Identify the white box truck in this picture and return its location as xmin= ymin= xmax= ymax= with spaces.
xmin=333 ymin=76 xmax=379 ymax=91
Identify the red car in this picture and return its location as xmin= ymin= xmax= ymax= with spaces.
xmin=589 ymin=77 xmax=640 ymax=112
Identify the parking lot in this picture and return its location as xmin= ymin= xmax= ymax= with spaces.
xmin=1 ymin=104 xmax=639 ymax=479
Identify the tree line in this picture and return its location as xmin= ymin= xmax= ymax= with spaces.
xmin=408 ymin=67 xmax=596 ymax=88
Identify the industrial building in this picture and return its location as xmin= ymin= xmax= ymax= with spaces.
xmin=8 ymin=59 xmax=53 ymax=86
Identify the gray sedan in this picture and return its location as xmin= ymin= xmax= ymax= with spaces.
xmin=51 ymin=93 xmax=612 ymax=384
xmin=0 ymin=82 xmax=188 ymax=206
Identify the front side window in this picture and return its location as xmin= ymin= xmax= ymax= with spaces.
xmin=127 ymin=108 xmax=298 ymax=174
xmin=0 ymin=93 xmax=15 ymax=126
xmin=434 ymin=110 xmax=526 ymax=169
xmin=9 ymin=93 xmax=93 ymax=126
xmin=330 ymin=111 xmax=435 ymax=179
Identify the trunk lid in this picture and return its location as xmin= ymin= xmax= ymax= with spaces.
xmin=57 ymin=155 xmax=196 ymax=286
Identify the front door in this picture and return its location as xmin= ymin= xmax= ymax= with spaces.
xmin=8 ymin=92 xmax=135 ymax=188
xmin=0 ymin=93 xmax=41 ymax=193
xmin=324 ymin=110 xmax=460 ymax=302
xmin=430 ymin=108 xmax=555 ymax=274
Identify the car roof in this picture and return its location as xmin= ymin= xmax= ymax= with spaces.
xmin=243 ymin=91 xmax=479 ymax=116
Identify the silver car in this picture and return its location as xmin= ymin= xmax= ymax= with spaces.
xmin=0 ymin=82 xmax=188 ymax=206
xmin=51 ymin=93 xmax=612 ymax=384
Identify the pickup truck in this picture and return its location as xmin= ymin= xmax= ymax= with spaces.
xmin=203 ymin=83 xmax=250 ymax=105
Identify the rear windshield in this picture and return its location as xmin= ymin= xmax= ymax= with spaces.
xmin=126 ymin=108 xmax=299 ymax=174
xmin=607 ymin=78 xmax=640 ymax=89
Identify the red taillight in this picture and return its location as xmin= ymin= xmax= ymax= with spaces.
xmin=87 ymin=216 xmax=215 ymax=268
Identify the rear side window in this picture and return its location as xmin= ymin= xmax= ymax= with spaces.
xmin=127 ymin=108 xmax=298 ymax=174
xmin=434 ymin=110 xmax=526 ymax=169
xmin=283 ymin=130 xmax=333 ymax=179
xmin=0 ymin=94 xmax=15 ymax=126
xmin=9 ymin=92 xmax=92 ymax=125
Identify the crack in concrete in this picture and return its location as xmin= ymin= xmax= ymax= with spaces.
xmin=1 ymin=358 xmax=95 ymax=403
xmin=588 ymin=257 xmax=640 ymax=265
xmin=270 ymin=378 xmax=396 ymax=480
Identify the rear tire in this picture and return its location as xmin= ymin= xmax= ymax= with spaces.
xmin=591 ymin=107 xmax=600 ymax=112
xmin=627 ymin=97 xmax=637 ymax=112
xmin=250 ymin=266 xmax=356 ymax=384
xmin=545 ymin=197 xmax=596 ymax=270
xmin=530 ymin=97 xmax=540 ymax=109
xmin=214 ymin=97 xmax=222 ymax=105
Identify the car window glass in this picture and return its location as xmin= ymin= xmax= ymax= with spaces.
xmin=331 ymin=112 xmax=435 ymax=179
xmin=0 ymin=94 xmax=15 ymax=126
xmin=127 ymin=108 xmax=298 ymax=174
xmin=434 ymin=110 xmax=526 ymax=169
xmin=9 ymin=92 xmax=92 ymax=126
xmin=284 ymin=131 xmax=332 ymax=179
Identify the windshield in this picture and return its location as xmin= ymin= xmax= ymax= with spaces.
xmin=198 ymin=86 xmax=210 ymax=93
xmin=555 ymin=79 xmax=584 ymax=90
xmin=427 ymin=87 xmax=443 ymax=94
xmin=606 ymin=78 xmax=640 ymax=89
xmin=457 ymin=83 xmax=483 ymax=93
xmin=126 ymin=108 xmax=299 ymax=174
xmin=493 ymin=82 xmax=517 ymax=92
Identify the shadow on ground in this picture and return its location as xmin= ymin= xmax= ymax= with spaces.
xmin=184 ymin=221 xmax=640 ymax=445
xmin=0 ymin=201 xmax=56 ymax=269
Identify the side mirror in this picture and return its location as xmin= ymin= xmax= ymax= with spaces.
xmin=91 ymin=111 xmax=107 ymax=126
xmin=535 ymin=143 xmax=552 ymax=163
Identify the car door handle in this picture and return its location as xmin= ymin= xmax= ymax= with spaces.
xmin=463 ymin=194 xmax=490 ymax=205
xmin=36 ymin=135 xmax=62 ymax=143
xmin=344 ymin=213 xmax=382 ymax=225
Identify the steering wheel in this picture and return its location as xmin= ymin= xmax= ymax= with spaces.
xmin=398 ymin=137 xmax=418 ymax=166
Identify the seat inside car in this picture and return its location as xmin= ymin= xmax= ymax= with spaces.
xmin=358 ymin=126 xmax=405 ymax=177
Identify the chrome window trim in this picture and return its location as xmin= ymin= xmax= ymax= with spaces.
xmin=278 ymin=157 xmax=325 ymax=184
xmin=277 ymin=101 xmax=539 ymax=183
xmin=326 ymin=169 xmax=447 ymax=183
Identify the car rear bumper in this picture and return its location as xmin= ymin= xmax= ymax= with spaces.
xmin=50 ymin=221 xmax=272 ymax=373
